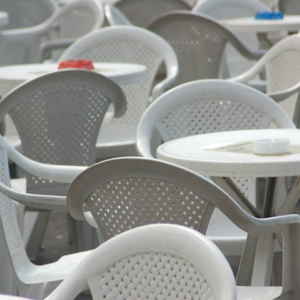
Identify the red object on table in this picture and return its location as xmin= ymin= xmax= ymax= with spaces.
xmin=58 ymin=59 xmax=95 ymax=70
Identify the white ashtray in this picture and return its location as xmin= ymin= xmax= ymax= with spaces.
xmin=253 ymin=138 xmax=290 ymax=155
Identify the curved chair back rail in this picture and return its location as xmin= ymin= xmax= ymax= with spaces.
xmin=45 ymin=224 xmax=237 ymax=300
xmin=0 ymin=69 xmax=126 ymax=194
xmin=137 ymin=79 xmax=295 ymax=159
xmin=0 ymin=0 xmax=59 ymax=30
xmin=148 ymin=11 xmax=264 ymax=88
xmin=113 ymin=0 xmax=192 ymax=28
xmin=0 ymin=0 xmax=104 ymax=65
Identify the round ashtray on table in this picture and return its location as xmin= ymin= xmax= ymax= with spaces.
xmin=253 ymin=138 xmax=290 ymax=155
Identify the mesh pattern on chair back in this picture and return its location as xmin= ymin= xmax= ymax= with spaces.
xmin=86 ymin=177 xmax=211 ymax=240
xmin=88 ymin=252 xmax=213 ymax=300
xmin=115 ymin=0 xmax=191 ymax=28
xmin=148 ymin=13 xmax=229 ymax=87
xmin=0 ymin=148 xmax=26 ymax=264
xmin=64 ymin=42 xmax=163 ymax=126
xmin=155 ymin=97 xmax=272 ymax=199
xmin=8 ymin=79 xmax=111 ymax=193
xmin=156 ymin=98 xmax=270 ymax=141
xmin=265 ymin=48 xmax=300 ymax=117
xmin=0 ymin=0 xmax=57 ymax=30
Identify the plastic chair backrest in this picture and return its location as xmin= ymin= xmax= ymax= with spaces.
xmin=148 ymin=11 xmax=252 ymax=87
xmin=0 ymin=0 xmax=59 ymax=30
xmin=0 ymin=0 xmax=103 ymax=65
xmin=114 ymin=0 xmax=192 ymax=28
xmin=0 ymin=147 xmax=31 ymax=294
xmin=45 ymin=224 xmax=237 ymax=300
xmin=0 ymin=70 xmax=126 ymax=195
xmin=60 ymin=26 xmax=178 ymax=127
xmin=193 ymin=0 xmax=270 ymax=77
xmin=136 ymin=79 xmax=295 ymax=200
xmin=137 ymin=80 xmax=295 ymax=158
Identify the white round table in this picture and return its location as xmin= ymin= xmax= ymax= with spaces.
xmin=0 ymin=62 xmax=147 ymax=97
xmin=157 ymin=129 xmax=300 ymax=178
xmin=223 ymin=15 xmax=300 ymax=33
xmin=157 ymin=128 xmax=300 ymax=285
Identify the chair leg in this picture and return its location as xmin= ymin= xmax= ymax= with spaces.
xmin=26 ymin=211 xmax=50 ymax=261
xmin=68 ymin=215 xmax=97 ymax=251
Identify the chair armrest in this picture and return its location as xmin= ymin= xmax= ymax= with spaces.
xmin=0 ymin=181 xmax=67 ymax=211
xmin=0 ymin=135 xmax=86 ymax=183
xmin=268 ymin=81 xmax=300 ymax=102
xmin=151 ymin=65 xmax=178 ymax=102
xmin=38 ymin=38 xmax=77 ymax=62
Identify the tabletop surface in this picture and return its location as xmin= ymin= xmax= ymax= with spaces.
xmin=157 ymin=129 xmax=300 ymax=177
xmin=223 ymin=15 xmax=300 ymax=33
xmin=0 ymin=62 xmax=147 ymax=97
xmin=0 ymin=62 xmax=146 ymax=83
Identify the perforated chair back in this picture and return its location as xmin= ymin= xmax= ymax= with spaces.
xmin=0 ymin=0 xmax=59 ymax=30
xmin=148 ymin=11 xmax=260 ymax=87
xmin=46 ymin=224 xmax=237 ymax=300
xmin=137 ymin=80 xmax=295 ymax=201
xmin=0 ymin=0 xmax=103 ymax=65
xmin=0 ymin=70 xmax=126 ymax=195
xmin=0 ymin=148 xmax=29 ymax=294
xmin=114 ymin=0 xmax=192 ymax=28
xmin=60 ymin=26 xmax=178 ymax=128
xmin=193 ymin=0 xmax=269 ymax=77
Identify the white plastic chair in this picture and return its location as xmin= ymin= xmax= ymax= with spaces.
xmin=193 ymin=0 xmax=270 ymax=78
xmin=0 ymin=0 xmax=104 ymax=65
xmin=148 ymin=11 xmax=265 ymax=88
xmin=60 ymin=26 xmax=178 ymax=160
xmin=0 ymin=69 xmax=126 ymax=257
xmin=0 ymin=0 xmax=59 ymax=30
xmin=46 ymin=224 xmax=237 ymax=300
xmin=229 ymin=34 xmax=300 ymax=127
xmin=112 ymin=0 xmax=192 ymax=28
xmin=0 ymin=137 xmax=91 ymax=298
xmin=104 ymin=4 xmax=132 ymax=26
xmin=136 ymin=79 xmax=295 ymax=259
xmin=65 ymin=157 xmax=300 ymax=299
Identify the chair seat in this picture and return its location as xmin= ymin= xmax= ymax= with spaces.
xmin=96 ymin=124 xmax=138 ymax=160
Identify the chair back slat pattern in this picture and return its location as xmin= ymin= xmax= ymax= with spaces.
xmin=148 ymin=13 xmax=230 ymax=87
xmin=115 ymin=0 xmax=191 ymax=28
xmin=65 ymin=42 xmax=162 ymax=125
xmin=88 ymin=253 xmax=213 ymax=300
xmin=86 ymin=177 xmax=212 ymax=240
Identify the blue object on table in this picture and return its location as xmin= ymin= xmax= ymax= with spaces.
xmin=255 ymin=11 xmax=284 ymax=20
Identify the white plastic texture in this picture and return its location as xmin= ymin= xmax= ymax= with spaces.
xmin=229 ymin=34 xmax=300 ymax=126
xmin=253 ymin=138 xmax=291 ymax=155
xmin=66 ymin=157 xmax=300 ymax=299
xmin=0 ymin=0 xmax=104 ymax=65
xmin=0 ymin=145 xmax=91 ymax=298
xmin=104 ymin=4 xmax=132 ymax=26
xmin=113 ymin=0 xmax=192 ymax=28
xmin=148 ymin=11 xmax=264 ymax=88
xmin=60 ymin=26 xmax=178 ymax=159
xmin=136 ymin=79 xmax=295 ymax=255
xmin=46 ymin=224 xmax=237 ymax=300
xmin=193 ymin=0 xmax=269 ymax=77
xmin=0 ymin=0 xmax=59 ymax=30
